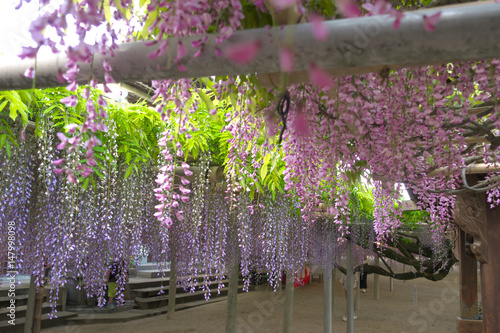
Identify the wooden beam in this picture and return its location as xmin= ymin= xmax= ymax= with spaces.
xmin=481 ymin=199 xmax=500 ymax=332
xmin=457 ymin=228 xmax=479 ymax=320
xmin=427 ymin=164 xmax=500 ymax=177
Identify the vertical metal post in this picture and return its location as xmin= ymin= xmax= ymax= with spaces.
xmin=33 ymin=285 xmax=44 ymax=333
xmin=324 ymin=235 xmax=333 ymax=333
xmin=331 ymin=269 xmax=336 ymax=313
xmin=374 ymin=256 xmax=380 ymax=300
xmin=23 ymin=275 xmax=36 ymax=333
xmin=283 ymin=270 xmax=295 ymax=333
xmin=225 ymin=258 xmax=240 ymax=333
xmin=346 ymin=241 xmax=354 ymax=333
xmin=354 ymin=272 xmax=359 ymax=312
xmin=389 ymin=261 xmax=394 ymax=292
xmin=226 ymin=218 xmax=240 ymax=333
xmin=167 ymin=258 xmax=176 ymax=319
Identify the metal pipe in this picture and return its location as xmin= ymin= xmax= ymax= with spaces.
xmin=283 ymin=270 xmax=295 ymax=333
xmin=374 ymin=256 xmax=380 ymax=300
xmin=167 ymin=257 xmax=176 ymax=319
xmin=23 ymin=275 xmax=37 ymax=333
xmin=1 ymin=3 xmax=500 ymax=91
xmin=346 ymin=242 xmax=354 ymax=333
xmin=354 ymin=272 xmax=359 ymax=312
xmin=331 ymin=269 xmax=336 ymax=316
xmin=324 ymin=235 xmax=333 ymax=333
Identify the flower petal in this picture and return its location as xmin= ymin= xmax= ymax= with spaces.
xmin=310 ymin=13 xmax=328 ymax=41
xmin=60 ymin=95 xmax=78 ymax=107
xmin=224 ymin=40 xmax=261 ymax=65
xmin=54 ymin=168 xmax=64 ymax=175
xmin=53 ymin=158 xmax=65 ymax=166
xmin=336 ymin=0 xmax=361 ymax=18
xmin=279 ymin=47 xmax=294 ymax=72
xmin=24 ymin=67 xmax=35 ymax=79
xmin=176 ymin=41 xmax=187 ymax=61
xmin=309 ymin=62 xmax=333 ymax=91
xmin=423 ymin=12 xmax=441 ymax=32
xmin=292 ymin=104 xmax=311 ymax=137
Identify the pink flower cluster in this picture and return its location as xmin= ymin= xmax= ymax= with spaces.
xmin=154 ymin=129 xmax=192 ymax=227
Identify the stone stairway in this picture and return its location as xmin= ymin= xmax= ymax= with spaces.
xmin=0 ymin=282 xmax=76 ymax=333
xmin=64 ymin=273 xmax=253 ymax=326
xmin=0 ymin=268 xmax=256 ymax=330
xmin=132 ymin=276 xmax=249 ymax=310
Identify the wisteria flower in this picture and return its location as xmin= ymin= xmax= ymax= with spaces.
xmin=224 ymin=40 xmax=261 ymax=65
xmin=423 ymin=12 xmax=441 ymax=32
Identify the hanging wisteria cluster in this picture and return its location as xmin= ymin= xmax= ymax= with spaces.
xmin=0 ymin=120 xmax=160 ymax=311
xmin=253 ymin=60 xmax=500 ymax=241
xmin=14 ymin=0 xmax=500 ymax=237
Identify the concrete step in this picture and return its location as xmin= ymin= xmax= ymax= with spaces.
xmin=136 ymin=262 xmax=170 ymax=271
xmin=0 ymin=286 xmax=30 ymax=298
xmin=65 ymin=296 xmax=230 ymax=325
xmin=66 ymin=300 xmax=136 ymax=315
xmin=134 ymin=284 xmax=253 ymax=310
xmin=0 ymin=311 xmax=77 ymax=333
xmin=136 ymin=270 xmax=171 ymax=278
xmin=124 ymin=274 xmax=223 ymax=299
xmin=65 ymin=309 xmax=153 ymax=325
xmin=0 ymin=294 xmax=31 ymax=308
xmin=132 ymin=279 xmax=235 ymax=298
xmin=0 ymin=302 xmax=61 ymax=318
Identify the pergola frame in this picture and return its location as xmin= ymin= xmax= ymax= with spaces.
xmin=0 ymin=2 xmax=499 ymax=91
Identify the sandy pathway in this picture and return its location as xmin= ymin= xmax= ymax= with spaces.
xmin=44 ymin=269 xmax=462 ymax=333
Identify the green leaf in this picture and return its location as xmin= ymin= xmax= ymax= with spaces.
xmin=198 ymin=90 xmax=215 ymax=112
xmin=249 ymin=186 xmax=255 ymax=201
xmin=5 ymin=141 xmax=11 ymax=157
xmin=260 ymin=163 xmax=267 ymax=181
xmin=124 ymin=164 xmax=133 ymax=178
xmin=82 ymin=177 xmax=90 ymax=190
xmin=0 ymin=134 xmax=6 ymax=150
xmin=0 ymin=100 xmax=8 ymax=113
xmin=103 ymin=0 xmax=112 ymax=22
xmin=9 ymin=103 xmax=18 ymax=121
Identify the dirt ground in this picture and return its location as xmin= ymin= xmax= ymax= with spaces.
xmin=44 ymin=268 xmax=462 ymax=333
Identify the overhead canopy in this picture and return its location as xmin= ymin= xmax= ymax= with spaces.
xmin=0 ymin=2 xmax=499 ymax=91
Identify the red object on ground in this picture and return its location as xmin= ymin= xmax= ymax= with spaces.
xmin=282 ymin=266 xmax=311 ymax=288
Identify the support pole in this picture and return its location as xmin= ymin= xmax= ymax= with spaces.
xmin=374 ymin=256 xmax=380 ymax=300
xmin=283 ymin=270 xmax=295 ymax=333
xmin=346 ymin=242 xmax=354 ymax=333
xmin=458 ymin=228 xmax=479 ymax=319
xmin=167 ymin=258 xmax=176 ymax=319
xmin=389 ymin=261 xmax=394 ymax=292
xmin=354 ymin=272 xmax=359 ymax=312
xmin=324 ymin=235 xmax=333 ymax=333
xmin=331 ymin=269 xmax=336 ymax=313
xmin=225 ymin=258 xmax=240 ymax=333
xmin=1 ymin=4 xmax=500 ymax=91
xmin=23 ymin=275 xmax=36 ymax=333
xmin=33 ymin=285 xmax=44 ymax=333
xmin=481 ymin=199 xmax=500 ymax=332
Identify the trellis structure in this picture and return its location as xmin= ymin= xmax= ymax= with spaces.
xmin=1 ymin=2 xmax=500 ymax=333
xmin=0 ymin=3 xmax=499 ymax=91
